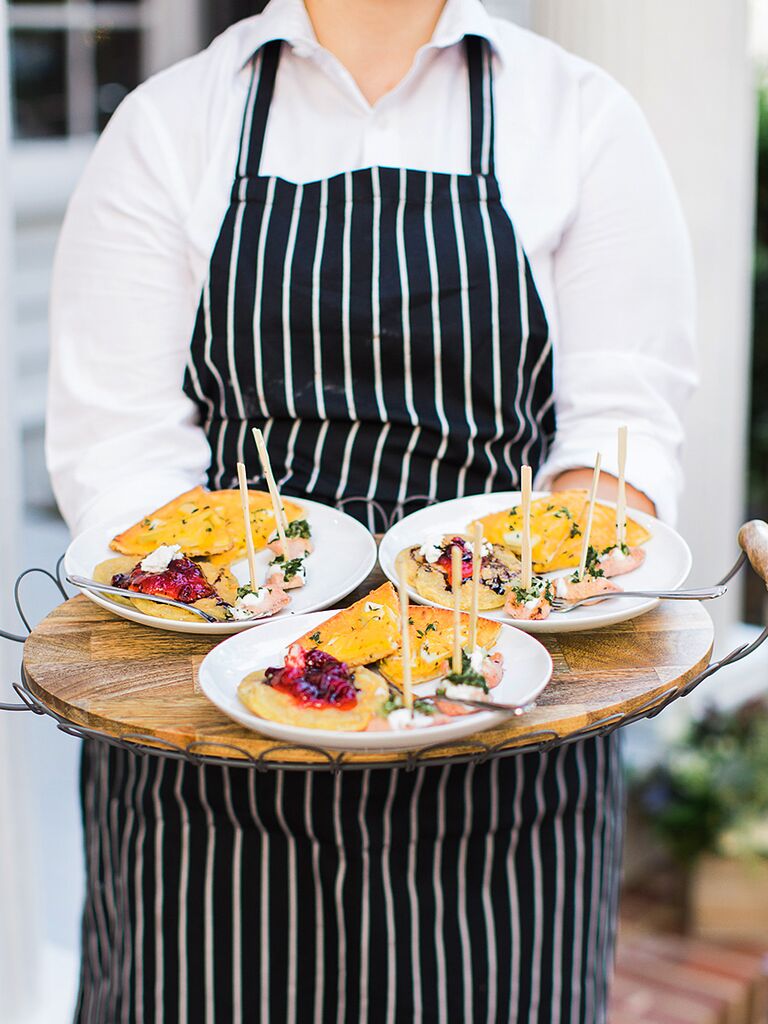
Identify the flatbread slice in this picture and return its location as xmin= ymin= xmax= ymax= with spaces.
xmin=110 ymin=488 xmax=233 ymax=558
xmin=238 ymin=666 xmax=387 ymax=731
xmin=379 ymin=605 xmax=502 ymax=686
xmin=206 ymin=489 xmax=305 ymax=567
xmin=544 ymin=500 xmax=652 ymax=572
xmin=470 ymin=490 xmax=588 ymax=571
xmin=294 ymin=583 xmax=401 ymax=666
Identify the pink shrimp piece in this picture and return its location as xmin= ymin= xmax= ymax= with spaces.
xmin=556 ymin=576 xmax=621 ymax=604
xmin=598 ymin=546 xmax=646 ymax=579
xmin=482 ymin=652 xmax=505 ymax=689
xmin=504 ymin=595 xmax=551 ymax=621
xmin=267 ymin=536 xmax=314 ymax=559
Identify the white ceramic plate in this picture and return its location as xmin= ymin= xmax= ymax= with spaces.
xmin=378 ymin=492 xmax=692 ymax=634
xmin=198 ymin=610 xmax=553 ymax=752
xmin=65 ymin=497 xmax=378 ymax=636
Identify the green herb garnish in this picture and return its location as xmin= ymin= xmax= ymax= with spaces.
xmin=285 ymin=518 xmax=311 ymax=540
xmin=270 ymin=554 xmax=306 ymax=581
xmin=309 ymin=631 xmax=321 ymax=643
xmin=440 ymin=650 xmax=488 ymax=693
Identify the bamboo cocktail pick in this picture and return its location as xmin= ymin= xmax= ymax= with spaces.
xmin=616 ymin=426 xmax=628 ymax=548
xmin=452 ymin=545 xmax=463 ymax=674
xmin=236 ymin=461 xmax=259 ymax=591
xmin=521 ymin=465 xmax=533 ymax=590
xmin=469 ymin=522 xmax=483 ymax=652
xmin=397 ymin=564 xmax=414 ymax=711
xmin=578 ymin=453 xmax=602 ymax=579
xmin=252 ymin=428 xmax=288 ymax=550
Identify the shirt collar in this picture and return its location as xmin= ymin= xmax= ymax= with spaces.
xmin=236 ymin=0 xmax=505 ymax=69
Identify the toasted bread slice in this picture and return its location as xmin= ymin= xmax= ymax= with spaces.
xmin=110 ymin=488 xmax=233 ymax=558
xmin=238 ymin=665 xmax=387 ymax=731
xmin=205 ymin=489 xmax=305 ymax=567
xmin=378 ymin=605 xmax=502 ymax=686
xmin=470 ymin=490 xmax=587 ymax=571
xmin=294 ymin=583 xmax=401 ymax=666
xmin=541 ymin=498 xmax=652 ymax=572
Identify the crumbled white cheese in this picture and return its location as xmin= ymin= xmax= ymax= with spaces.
xmin=229 ymin=588 xmax=271 ymax=620
xmin=419 ymin=642 xmax=440 ymax=664
xmin=555 ymin=578 xmax=569 ymax=598
xmin=469 ymin=648 xmax=486 ymax=673
xmin=524 ymin=598 xmax=542 ymax=610
xmin=418 ymin=536 xmax=445 ymax=564
xmin=600 ymin=546 xmax=628 ymax=563
xmin=140 ymin=544 xmax=183 ymax=573
xmin=388 ymin=708 xmax=436 ymax=731
xmin=481 ymin=540 xmax=493 ymax=557
xmin=441 ymin=682 xmax=490 ymax=702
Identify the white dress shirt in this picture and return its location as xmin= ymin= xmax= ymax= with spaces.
xmin=47 ymin=0 xmax=696 ymax=534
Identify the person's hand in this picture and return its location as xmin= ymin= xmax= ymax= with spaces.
xmin=550 ymin=468 xmax=657 ymax=517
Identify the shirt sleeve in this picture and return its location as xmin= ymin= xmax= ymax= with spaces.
xmin=46 ymin=88 xmax=212 ymax=536
xmin=534 ymin=79 xmax=697 ymax=524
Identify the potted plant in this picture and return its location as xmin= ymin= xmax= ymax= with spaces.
xmin=636 ymin=698 xmax=768 ymax=942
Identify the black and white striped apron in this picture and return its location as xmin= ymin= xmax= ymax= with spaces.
xmin=75 ymin=36 xmax=624 ymax=1023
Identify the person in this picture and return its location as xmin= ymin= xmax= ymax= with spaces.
xmin=47 ymin=0 xmax=696 ymax=1020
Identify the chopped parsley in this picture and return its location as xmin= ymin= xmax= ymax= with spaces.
xmin=382 ymin=695 xmax=435 ymax=717
xmin=415 ymin=622 xmax=438 ymax=639
xmin=509 ymin=577 xmax=554 ymax=606
xmin=270 ymin=555 xmax=306 ymax=581
xmin=571 ymin=546 xmax=605 ymax=582
xmin=603 ymin=542 xmax=630 ymax=556
xmin=553 ymin=506 xmax=573 ymax=520
xmin=308 ymin=631 xmax=321 ymax=643
xmin=440 ymin=650 xmax=488 ymax=693
xmin=285 ymin=518 xmax=312 ymax=540
xmin=569 ymin=522 xmax=582 ymax=539
xmin=236 ymin=584 xmax=257 ymax=599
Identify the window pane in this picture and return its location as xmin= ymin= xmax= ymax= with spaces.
xmin=10 ymin=29 xmax=68 ymax=139
xmin=95 ymin=28 xmax=140 ymax=131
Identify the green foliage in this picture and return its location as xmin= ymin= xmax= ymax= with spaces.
xmin=635 ymin=699 xmax=768 ymax=864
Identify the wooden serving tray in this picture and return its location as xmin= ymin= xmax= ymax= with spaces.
xmin=21 ymin=565 xmax=715 ymax=769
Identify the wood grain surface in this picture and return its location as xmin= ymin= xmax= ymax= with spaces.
xmin=22 ymin=567 xmax=715 ymax=768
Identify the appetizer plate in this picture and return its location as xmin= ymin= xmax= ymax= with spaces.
xmin=65 ymin=498 xmax=378 ymax=636
xmin=198 ymin=610 xmax=553 ymax=752
xmin=378 ymin=492 xmax=692 ymax=634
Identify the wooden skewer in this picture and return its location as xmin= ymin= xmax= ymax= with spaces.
xmin=469 ymin=522 xmax=483 ymax=652
xmin=236 ymin=462 xmax=259 ymax=591
xmin=452 ymin=545 xmax=463 ymax=674
xmin=616 ymin=425 xmax=628 ymax=547
xmin=397 ymin=564 xmax=414 ymax=711
xmin=521 ymin=465 xmax=533 ymax=590
xmin=578 ymin=453 xmax=602 ymax=579
xmin=252 ymin=428 xmax=288 ymax=550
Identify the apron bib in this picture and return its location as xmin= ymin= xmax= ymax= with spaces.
xmin=183 ymin=37 xmax=555 ymax=524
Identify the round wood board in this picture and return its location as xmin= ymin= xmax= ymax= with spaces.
xmin=23 ymin=568 xmax=715 ymax=769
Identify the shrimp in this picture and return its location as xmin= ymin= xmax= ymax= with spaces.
xmin=598 ymin=546 xmax=646 ymax=579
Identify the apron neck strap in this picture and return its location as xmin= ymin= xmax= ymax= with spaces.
xmin=238 ymin=39 xmax=282 ymax=180
xmin=237 ymin=35 xmax=496 ymax=180
xmin=466 ymin=35 xmax=496 ymax=177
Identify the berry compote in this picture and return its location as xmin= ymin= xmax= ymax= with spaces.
xmin=112 ymin=557 xmax=217 ymax=604
xmin=264 ymin=643 xmax=359 ymax=710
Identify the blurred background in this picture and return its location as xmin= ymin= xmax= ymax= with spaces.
xmin=1 ymin=1 xmax=767 ymax=1021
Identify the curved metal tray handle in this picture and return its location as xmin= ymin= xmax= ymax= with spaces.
xmin=739 ymin=520 xmax=768 ymax=590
